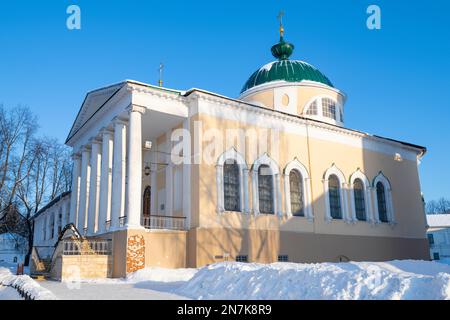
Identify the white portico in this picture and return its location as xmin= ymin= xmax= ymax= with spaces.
xmin=66 ymin=81 xmax=190 ymax=236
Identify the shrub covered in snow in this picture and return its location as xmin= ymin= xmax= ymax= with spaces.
xmin=0 ymin=265 xmax=56 ymax=300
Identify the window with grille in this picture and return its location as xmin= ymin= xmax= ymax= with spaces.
xmin=322 ymin=98 xmax=336 ymax=120
xmin=224 ymin=160 xmax=240 ymax=211
xmin=376 ymin=182 xmax=388 ymax=222
xmin=328 ymin=175 xmax=342 ymax=219
xmin=353 ymin=179 xmax=366 ymax=221
xmin=289 ymin=170 xmax=304 ymax=216
xmin=258 ymin=165 xmax=274 ymax=214
xmin=236 ymin=255 xmax=248 ymax=262
xmin=306 ymin=100 xmax=318 ymax=115
xmin=278 ymin=255 xmax=289 ymax=262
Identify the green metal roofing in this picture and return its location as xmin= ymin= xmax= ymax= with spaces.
xmin=240 ymin=38 xmax=333 ymax=94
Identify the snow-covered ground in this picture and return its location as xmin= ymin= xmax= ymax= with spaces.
xmin=2 ymin=260 xmax=450 ymax=300
xmin=176 ymin=260 xmax=450 ymax=300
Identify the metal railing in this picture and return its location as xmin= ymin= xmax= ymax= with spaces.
xmin=105 ymin=220 xmax=111 ymax=230
xmin=62 ymin=239 xmax=112 ymax=255
xmin=141 ymin=215 xmax=186 ymax=230
xmin=119 ymin=216 xmax=127 ymax=227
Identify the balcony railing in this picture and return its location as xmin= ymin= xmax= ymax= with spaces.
xmin=62 ymin=239 xmax=112 ymax=255
xmin=141 ymin=215 xmax=186 ymax=231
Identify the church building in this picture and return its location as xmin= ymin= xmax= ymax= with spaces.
xmin=32 ymin=25 xmax=429 ymax=279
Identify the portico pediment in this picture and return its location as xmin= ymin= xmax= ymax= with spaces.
xmin=66 ymin=82 xmax=125 ymax=143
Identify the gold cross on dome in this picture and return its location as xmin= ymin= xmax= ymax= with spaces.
xmin=277 ymin=10 xmax=285 ymax=38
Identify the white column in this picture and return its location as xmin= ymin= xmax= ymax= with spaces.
xmin=110 ymin=119 xmax=127 ymax=230
xmin=150 ymin=138 xmax=157 ymax=214
xmin=242 ymin=168 xmax=250 ymax=214
xmin=304 ymin=177 xmax=314 ymax=220
xmin=87 ymin=139 xmax=102 ymax=235
xmin=252 ymin=170 xmax=259 ymax=215
xmin=98 ymin=129 xmax=114 ymax=234
xmin=69 ymin=154 xmax=81 ymax=226
xmin=126 ymin=105 xmax=145 ymax=228
xmin=53 ymin=209 xmax=59 ymax=239
xmin=323 ymin=179 xmax=332 ymax=221
xmin=61 ymin=199 xmax=68 ymax=228
xmin=284 ymin=173 xmax=292 ymax=217
xmin=216 ymin=164 xmax=224 ymax=214
xmin=77 ymin=146 xmax=91 ymax=233
xmin=165 ymin=131 xmax=173 ymax=218
xmin=182 ymin=120 xmax=191 ymax=229
xmin=275 ymin=173 xmax=283 ymax=216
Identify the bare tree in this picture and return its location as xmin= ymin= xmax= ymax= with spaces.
xmin=426 ymin=197 xmax=450 ymax=215
xmin=0 ymin=105 xmax=72 ymax=265
xmin=0 ymin=105 xmax=38 ymax=208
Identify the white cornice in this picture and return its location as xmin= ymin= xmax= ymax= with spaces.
xmin=190 ymin=90 xmax=424 ymax=158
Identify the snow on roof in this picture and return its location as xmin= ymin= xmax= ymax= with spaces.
xmin=427 ymin=214 xmax=450 ymax=228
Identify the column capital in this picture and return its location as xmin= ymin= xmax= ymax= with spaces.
xmin=99 ymin=126 xmax=114 ymax=136
xmin=80 ymin=145 xmax=92 ymax=153
xmin=89 ymin=137 xmax=102 ymax=146
xmin=127 ymin=104 xmax=146 ymax=114
xmin=71 ymin=153 xmax=81 ymax=160
xmin=112 ymin=116 xmax=128 ymax=126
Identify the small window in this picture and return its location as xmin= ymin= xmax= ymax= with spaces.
xmin=433 ymin=252 xmax=440 ymax=260
xmin=13 ymin=257 xmax=17 ymax=263
xmin=224 ymin=160 xmax=241 ymax=212
xmin=278 ymin=255 xmax=289 ymax=262
xmin=236 ymin=255 xmax=248 ymax=262
xmin=322 ymin=98 xmax=336 ymax=120
xmin=143 ymin=186 xmax=151 ymax=217
xmin=289 ymin=170 xmax=304 ymax=217
xmin=258 ymin=165 xmax=274 ymax=214
xmin=353 ymin=179 xmax=366 ymax=221
xmin=376 ymin=182 xmax=388 ymax=222
xmin=328 ymin=175 xmax=342 ymax=219
xmin=427 ymin=234 xmax=434 ymax=245
xmin=306 ymin=100 xmax=318 ymax=115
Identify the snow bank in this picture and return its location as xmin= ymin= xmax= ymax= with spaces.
xmin=126 ymin=267 xmax=197 ymax=283
xmin=0 ymin=265 xmax=56 ymax=300
xmin=176 ymin=260 xmax=450 ymax=300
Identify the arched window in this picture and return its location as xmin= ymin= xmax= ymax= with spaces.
xmin=353 ymin=179 xmax=366 ymax=221
xmin=216 ymin=148 xmax=248 ymax=214
xmin=376 ymin=182 xmax=388 ymax=222
xmin=306 ymin=100 xmax=318 ymax=115
xmin=322 ymin=98 xmax=336 ymax=120
xmin=224 ymin=160 xmax=240 ymax=212
xmin=289 ymin=170 xmax=304 ymax=216
xmin=143 ymin=186 xmax=151 ymax=217
xmin=258 ymin=165 xmax=274 ymax=214
xmin=328 ymin=175 xmax=342 ymax=219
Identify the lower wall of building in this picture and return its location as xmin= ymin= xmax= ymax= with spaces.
xmin=188 ymin=227 xmax=430 ymax=266
xmin=51 ymin=255 xmax=113 ymax=280
xmin=108 ymin=229 xmax=188 ymax=278
xmin=96 ymin=227 xmax=430 ymax=278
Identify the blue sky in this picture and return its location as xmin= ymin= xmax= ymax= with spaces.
xmin=0 ymin=0 xmax=449 ymax=202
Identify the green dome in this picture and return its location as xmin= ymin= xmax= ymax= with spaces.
xmin=240 ymin=39 xmax=333 ymax=94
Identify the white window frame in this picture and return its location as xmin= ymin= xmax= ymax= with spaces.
xmin=349 ymin=169 xmax=373 ymax=223
xmin=216 ymin=147 xmax=249 ymax=214
xmin=283 ymin=158 xmax=313 ymax=220
xmin=373 ymin=172 xmax=395 ymax=225
xmin=304 ymin=96 xmax=344 ymax=126
xmin=252 ymin=153 xmax=282 ymax=216
xmin=323 ymin=164 xmax=350 ymax=222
